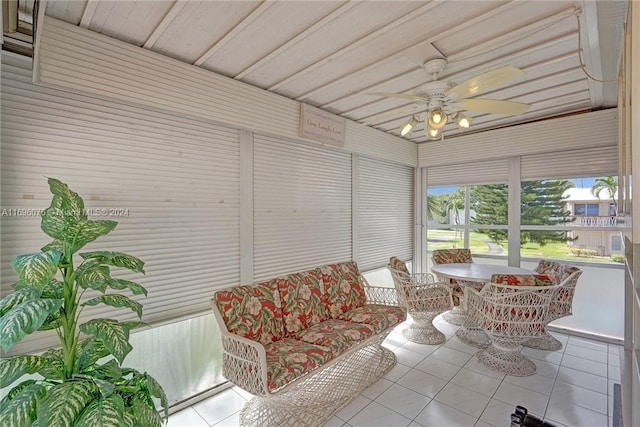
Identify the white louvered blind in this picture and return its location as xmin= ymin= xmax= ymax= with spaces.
xmin=253 ymin=135 xmax=352 ymax=281
xmin=427 ymin=158 xmax=509 ymax=187
xmin=521 ymin=146 xmax=618 ymax=180
xmin=1 ymin=54 xmax=241 ymax=354
xmin=358 ymin=157 xmax=414 ymax=271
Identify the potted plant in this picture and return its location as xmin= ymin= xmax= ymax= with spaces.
xmin=0 ymin=178 xmax=168 ymax=426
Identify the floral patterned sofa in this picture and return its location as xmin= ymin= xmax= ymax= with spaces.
xmin=212 ymin=261 xmax=406 ymax=427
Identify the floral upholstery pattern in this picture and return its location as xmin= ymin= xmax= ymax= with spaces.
xmin=389 ymin=257 xmax=410 ymax=274
xmin=276 ymin=269 xmax=328 ymax=336
xmin=264 ymin=338 xmax=333 ymax=391
xmin=319 ymin=262 xmax=366 ymax=319
xmin=432 ymin=249 xmax=473 ymax=265
xmin=534 ymin=259 xmax=579 ymax=284
xmin=340 ymin=304 xmax=406 ymax=334
xmin=490 ymin=274 xmax=555 ymax=287
xmin=293 ymin=319 xmax=376 ymax=357
xmin=214 ymin=280 xmax=284 ymax=345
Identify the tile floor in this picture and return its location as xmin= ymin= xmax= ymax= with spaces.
xmin=167 ymin=318 xmax=622 ymax=427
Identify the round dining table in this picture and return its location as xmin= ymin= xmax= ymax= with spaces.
xmin=431 ymin=263 xmax=536 ymax=348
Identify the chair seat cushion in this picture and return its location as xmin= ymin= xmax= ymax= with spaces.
xmin=340 ymin=304 xmax=406 ymax=333
xmin=292 ymin=319 xmax=376 ymax=357
xmin=264 ymin=338 xmax=333 ymax=392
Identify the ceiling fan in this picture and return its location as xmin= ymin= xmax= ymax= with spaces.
xmin=368 ymin=58 xmax=531 ymax=140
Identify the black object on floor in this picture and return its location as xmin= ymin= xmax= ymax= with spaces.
xmin=613 ymin=383 xmax=623 ymax=427
xmin=510 ymin=405 xmax=558 ymax=427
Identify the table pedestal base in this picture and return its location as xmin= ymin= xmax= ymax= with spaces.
xmin=442 ymin=306 xmax=466 ymax=326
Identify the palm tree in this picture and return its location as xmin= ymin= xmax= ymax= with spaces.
xmin=591 ymin=176 xmax=618 ymax=212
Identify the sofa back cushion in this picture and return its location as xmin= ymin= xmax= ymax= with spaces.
xmin=319 ymin=261 xmax=366 ymax=319
xmin=432 ymin=249 xmax=473 ymax=265
xmin=276 ymin=268 xmax=328 ymax=336
xmin=490 ymin=274 xmax=555 ymax=287
xmin=214 ymin=280 xmax=284 ymax=345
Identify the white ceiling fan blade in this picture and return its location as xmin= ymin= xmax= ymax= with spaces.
xmin=459 ymin=98 xmax=531 ymax=115
xmin=445 ymin=65 xmax=526 ymax=98
xmin=367 ymin=92 xmax=428 ymax=102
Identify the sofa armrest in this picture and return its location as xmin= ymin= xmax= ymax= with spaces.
xmin=363 ymin=285 xmax=401 ymax=306
xmin=220 ymin=333 xmax=270 ymax=396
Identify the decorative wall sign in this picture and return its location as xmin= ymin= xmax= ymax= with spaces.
xmin=299 ymin=104 xmax=346 ymax=147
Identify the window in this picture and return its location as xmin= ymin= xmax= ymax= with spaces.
xmin=574 ymin=203 xmax=599 ymax=216
xmin=611 ymin=235 xmax=622 ymax=252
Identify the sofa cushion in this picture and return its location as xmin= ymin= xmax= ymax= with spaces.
xmin=319 ymin=261 xmax=366 ymax=319
xmin=293 ymin=319 xmax=375 ymax=357
xmin=214 ymin=280 xmax=284 ymax=345
xmin=340 ymin=304 xmax=406 ymax=334
xmin=264 ymin=338 xmax=333 ymax=392
xmin=389 ymin=256 xmax=410 ymax=274
xmin=276 ymin=268 xmax=328 ymax=336
xmin=432 ymin=249 xmax=473 ymax=264
xmin=490 ymin=274 xmax=555 ymax=287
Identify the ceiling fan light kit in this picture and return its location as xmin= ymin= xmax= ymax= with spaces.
xmin=368 ymin=57 xmax=531 ymax=141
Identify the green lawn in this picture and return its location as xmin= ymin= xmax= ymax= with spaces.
xmin=427 ymin=229 xmax=619 ymax=264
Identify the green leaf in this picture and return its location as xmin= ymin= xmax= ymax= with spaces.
xmin=75 ymin=394 xmax=126 ymax=427
xmin=40 ymin=240 xmax=63 ymax=252
xmin=121 ymin=411 xmax=135 ymax=427
xmin=91 ymin=378 xmax=116 ymax=398
xmin=46 ymin=178 xmax=87 ymax=221
xmin=83 ymin=295 xmax=143 ymax=319
xmin=128 ymin=395 xmax=162 ymax=427
xmin=106 ymin=279 xmax=148 ymax=297
xmin=76 ymin=263 xmax=111 ymax=292
xmin=38 ymin=349 xmax=65 ymax=380
xmin=0 ymin=380 xmax=36 ymax=410
xmin=37 ymin=380 xmax=98 ymax=426
xmin=80 ymin=319 xmax=132 ymax=364
xmin=120 ymin=321 xmax=149 ymax=332
xmin=0 ymin=289 xmax=39 ymax=317
xmin=93 ymin=359 xmax=122 ymax=380
xmin=80 ymin=251 xmax=145 ymax=274
xmin=65 ymin=220 xmax=118 ymax=254
xmin=41 ymin=193 xmax=74 ymax=240
xmin=11 ymin=251 xmax=61 ymax=290
xmin=76 ymin=338 xmax=110 ymax=374
xmin=0 ymin=383 xmax=46 ymax=427
xmin=0 ymin=299 xmax=63 ymax=352
xmin=0 ymin=355 xmax=47 ymax=387
xmin=37 ymin=281 xmax=65 ymax=331
xmin=142 ymin=373 xmax=169 ymax=421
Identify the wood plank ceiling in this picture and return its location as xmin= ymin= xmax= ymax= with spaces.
xmin=38 ymin=0 xmax=628 ymax=143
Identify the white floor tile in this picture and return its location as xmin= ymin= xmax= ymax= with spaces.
xmin=561 ymin=353 xmax=608 ymax=377
xmin=564 ymin=344 xmax=608 ymax=364
xmin=556 ymin=366 xmax=609 ymax=393
xmin=493 ymin=382 xmax=549 ymax=416
xmin=479 ymin=398 xmax=520 ymax=426
xmin=396 ymin=368 xmax=448 ymax=398
xmin=336 ymin=395 xmax=371 ymax=422
xmin=474 ymin=420 xmax=496 ymax=427
xmin=521 ymin=347 xmax=563 ymax=365
xmin=394 ymin=346 xmax=428 ymax=367
xmin=324 ymin=416 xmax=346 ymax=427
xmin=503 ymin=371 xmax=556 ymax=395
xmin=374 ymin=383 xmax=431 ymax=419
xmin=567 ymin=336 xmax=608 ymax=352
xmin=463 ymin=356 xmax=506 ymax=381
xmin=431 ymin=346 xmax=474 ymax=367
xmin=546 ymin=398 xmax=609 ymax=427
xmin=361 ymin=377 xmax=393 ymax=400
xmin=212 ymin=411 xmax=240 ymax=427
xmin=192 ymin=389 xmax=246 ymax=425
xmin=415 ymin=354 xmax=462 ymax=381
xmin=551 ymin=381 xmax=608 ymax=415
xmin=414 ymin=399 xmax=477 ymax=427
xmin=383 ymin=361 xmax=412 ymax=382
xmin=442 ymin=336 xmax=480 ymax=355
xmin=347 ymin=401 xmax=412 ymax=427
xmin=434 ymin=382 xmax=491 ymax=418
xmin=399 ymin=340 xmax=440 ymax=356
xmin=450 ymin=368 xmax=502 ymax=396
xmin=167 ymin=407 xmax=209 ymax=427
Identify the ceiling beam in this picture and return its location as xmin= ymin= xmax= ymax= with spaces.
xmin=193 ymin=1 xmax=275 ymax=67
xmin=143 ymin=0 xmax=188 ymax=49
xmin=79 ymin=0 xmax=99 ymax=29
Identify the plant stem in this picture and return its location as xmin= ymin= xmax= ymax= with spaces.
xmin=61 ymin=246 xmax=78 ymax=379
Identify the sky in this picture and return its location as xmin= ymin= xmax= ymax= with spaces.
xmin=428 ymin=177 xmax=598 ymax=196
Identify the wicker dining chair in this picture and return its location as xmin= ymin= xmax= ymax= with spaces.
xmin=431 ymin=248 xmax=474 ymax=325
xmin=465 ymin=274 xmax=557 ymax=376
xmin=388 ymin=257 xmax=453 ymax=344
xmin=525 ymin=260 xmax=583 ymax=350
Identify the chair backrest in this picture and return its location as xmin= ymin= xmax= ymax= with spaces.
xmin=432 ymin=249 xmax=473 ymax=265
xmin=534 ymin=260 xmax=583 ymax=320
xmin=389 ymin=256 xmax=410 ymax=274
xmin=388 ymin=264 xmax=450 ymax=313
xmin=490 ymin=274 xmax=555 ymax=287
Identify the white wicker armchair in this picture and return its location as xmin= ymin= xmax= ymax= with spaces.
xmin=431 ymin=248 xmax=475 ymax=326
xmin=525 ymin=260 xmax=583 ymax=350
xmin=466 ymin=275 xmax=557 ymax=376
xmin=388 ymin=257 xmax=453 ymax=344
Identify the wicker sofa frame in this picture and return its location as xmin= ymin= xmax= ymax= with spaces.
xmin=211 ymin=261 xmax=405 ymax=427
